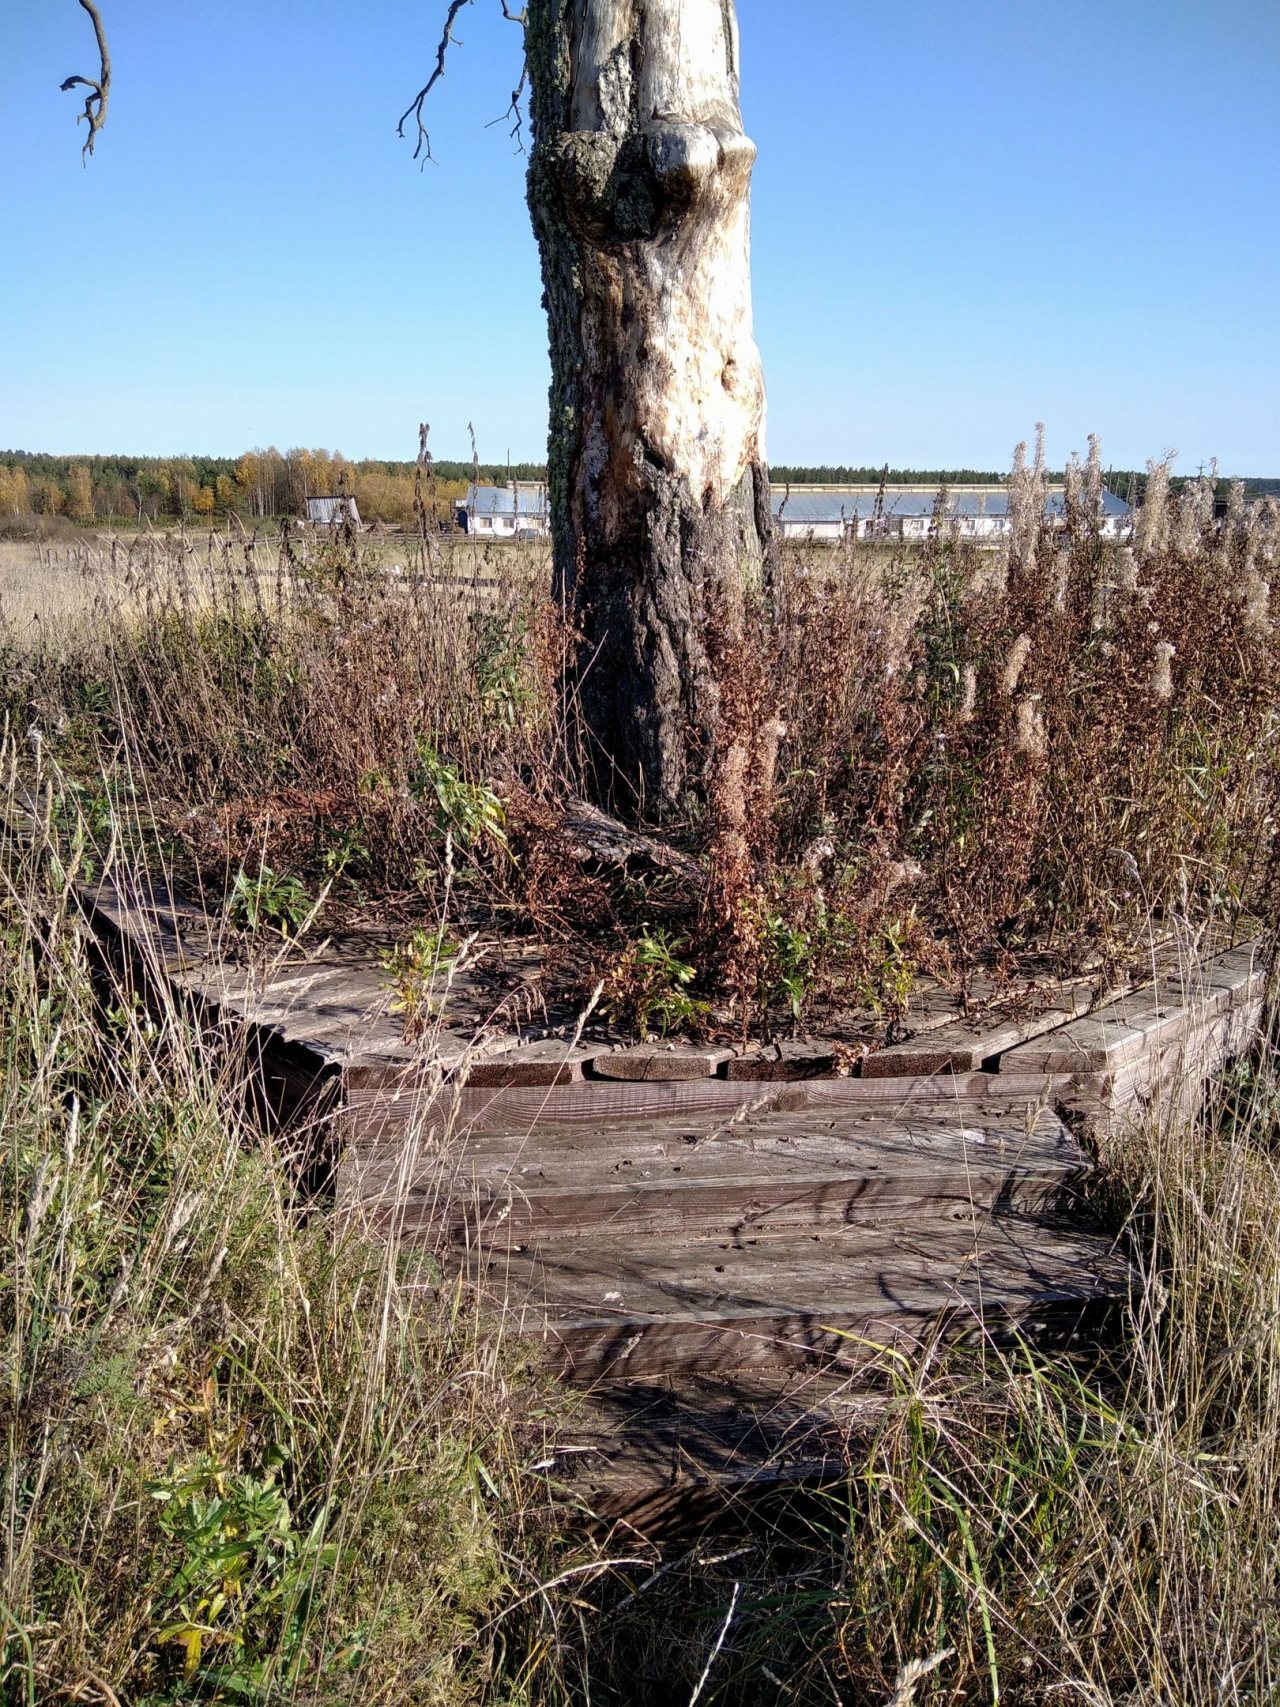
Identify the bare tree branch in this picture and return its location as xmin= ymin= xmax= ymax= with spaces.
xmin=484 ymin=60 xmax=528 ymax=155
xmin=398 ymin=0 xmax=474 ymax=163
xmin=487 ymin=6 xmax=529 ymax=154
xmin=400 ymin=0 xmax=529 ymax=163
xmin=61 ymin=0 xmax=111 ymax=162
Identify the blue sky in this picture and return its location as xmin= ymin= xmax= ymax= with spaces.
xmin=2 ymin=1 xmax=1277 ymax=473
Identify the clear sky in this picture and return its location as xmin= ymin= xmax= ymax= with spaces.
xmin=2 ymin=1 xmax=1277 ymax=474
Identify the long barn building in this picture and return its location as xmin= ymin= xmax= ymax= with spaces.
xmin=771 ymin=485 xmax=1132 ymax=542
xmin=457 ymin=483 xmax=1132 ymax=544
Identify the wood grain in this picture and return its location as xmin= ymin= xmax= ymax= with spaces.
xmin=339 ymin=1105 xmax=1089 ymax=1238
xmin=469 ymin=1218 xmax=1128 ymax=1379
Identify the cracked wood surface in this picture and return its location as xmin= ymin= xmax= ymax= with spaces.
xmin=465 ymin=1217 xmax=1129 ymax=1381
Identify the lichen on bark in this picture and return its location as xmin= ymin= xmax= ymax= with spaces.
xmin=524 ymin=0 xmax=772 ymax=823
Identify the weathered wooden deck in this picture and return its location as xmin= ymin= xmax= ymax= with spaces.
xmin=74 ymin=862 xmax=1269 ymax=1519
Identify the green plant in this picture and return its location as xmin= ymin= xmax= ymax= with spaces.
xmin=380 ymin=926 xmax=460 ymax=1036
xmin=470 ymin=610 xmax=531 ymax=727
xmin=760 ymin=910 xmax=814 ymax=1021
xmin=408 ymin=741 xmax=507 ymax=851
xmin=226 ymin=865 xmax=313 ymax=937
xmin=321 ymin=822 xmax=371 ymax=880
xmin=148 ymin=1445 xmax=337 ymax=1697
xmin=858 ymin=915 xmax=919 ymax=1018
xmin=602 ymin=927 xmax=708 ymax=1038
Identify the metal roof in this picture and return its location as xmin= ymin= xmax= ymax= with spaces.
xmin=771 ymin=486 xmax=1130 ymax=523
xmin=465 ymin=484 xmax=550 ymax=519
xmin=464 ymin=483 xmax=1129 ymax=527
xmin=772 ymin=492 xmax=867 ymax=523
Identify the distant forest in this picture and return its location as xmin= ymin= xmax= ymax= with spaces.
xmin=0 ymin=449 xmax=541 ymax=529
xmin=0 ymin=449 xmax=1272 ymax=527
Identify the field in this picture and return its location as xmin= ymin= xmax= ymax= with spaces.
xmin=4 ymin=473 xmax=1280 ymax=1704
xmin=0 ymin=530 xmax=549 ymax=631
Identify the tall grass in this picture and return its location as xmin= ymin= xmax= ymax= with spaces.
xmin=0 ymin=753 xmax=590 ymax=1705
xmin=3 ymin=459 xmax=1276 ymax=1021
xmin=764 ymin=454 xmax=1279 ymax=1010
xmin=3 ymin=457 xmax=1280 ymax=1703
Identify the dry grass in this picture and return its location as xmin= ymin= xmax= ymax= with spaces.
xmin=2 ymin=455 xmax=1279 ymax=1703
xmin=0 ymin=530 xmax=550 ymax=640
xmin=0 ymin=538 xmax=137 ymax=635
xmin=749 ymin=456 xmax=1280 ymax=1021
xmin=0 ymin=747 xmax=598 ymax=1705
xmin=7 ymin=462 xmax=1275 ymax=1038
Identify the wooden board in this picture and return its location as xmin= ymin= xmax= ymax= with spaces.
xmin=339 ymin=1103 xmax=1090 ymax=1240
xmin=589 ymin=1044 xmax=736 ymax=1081
xmin=1000 ymin=944 xmax=1265 ymax=1075
xmin=469 ymin=1217 xmax=1128 ymax=1380
xmin=463 ymin=1040 xmax=595 ymax=1088
xmin=337 ymin=1067 xmax=1121 ymax=1150
xmin=1105 ymin=994 xmax=1265 ymax=1128
xmin=725 ymin=1040 xmax=842 ymax=1080
xmin=545 ymin=1369 xmax=890 ymax=1525
xmin=863 ymin=1006 xmax=1076 ymax=1077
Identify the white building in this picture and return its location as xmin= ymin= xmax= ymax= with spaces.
xmin=771 ymin=485 xmax=1132 ymax=544
xmin=457 ymin=483 xmax=551 ymax=539
xmin=457 ymin=481 xmax=1131 ymax=545
xmin=305 ymin=495 xmax=362 ymax=530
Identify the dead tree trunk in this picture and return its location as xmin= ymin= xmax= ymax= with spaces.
xmin=525 ymin=0 xmax=770 ymax=822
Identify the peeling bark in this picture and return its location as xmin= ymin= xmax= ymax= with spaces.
xmin=526 ymin=0 xmax=771 ymax=821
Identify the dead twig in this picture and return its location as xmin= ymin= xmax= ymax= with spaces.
xmin=398 ymin=0 xmax=473 ymax=163
xmin=61 ymin=0 xmax=111 ymax=161
xmin=400 ymin=0 xmax=529 ymax=163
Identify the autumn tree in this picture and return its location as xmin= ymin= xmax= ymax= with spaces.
xmin=0 ymin=467 xmax=32 ymax=517
xmin=66 ymin=464 xmax=94 ymax=523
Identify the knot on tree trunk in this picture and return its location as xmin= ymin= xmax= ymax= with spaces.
xmin=552 ymin=120 xmax=754 ymax=245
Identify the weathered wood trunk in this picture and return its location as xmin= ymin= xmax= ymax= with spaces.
xmin=525 ymin=0 xmax=770 ymax=821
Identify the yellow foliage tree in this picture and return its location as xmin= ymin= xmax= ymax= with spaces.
xmin=0 ymin=467 xmax=31 ymax=516
xmin=67 ymin=464 xmax=94 ymax=523
xmin=32 ymin=479 xmax=65 ymax=516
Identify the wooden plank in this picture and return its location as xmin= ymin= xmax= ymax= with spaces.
xmin=725 ymin=1040 xmax=841 ymax=1081
xmin=1104 ymin=994 xmax=1264 ymax=1129
xmin=550 ymin=1371 xmax=889 ymax=1525
xmin=1137 ymin=937 xmax=1264 ymax=995
xmin=338 ymin=1067 xmax=1110 ymax=1145
xmin=863 ymin=1009 xmax=1068 ymax=1077
xmin=1001 ymin=947 xmax=1265 ymax=1075
xmin=999 ymin=1014 xmax=1150 ymax=1076
xmin=80 ymin=871 xmax=215 ymax=976
xmin=344 ymin=1100 xmax=1083 ymax=1178
xmin=589 ymin=1045 xmax=736 ymax=1082
xmin=463 ymin=1040 xmax=596 ymax=1088
xmin=860 ymin=979 xmax=1122 ymax=1078
xmin=468 ymin=1219 xmax=1128 ymax=1380
xmin=340 ymin=1106 xmax=1089 ymax=1237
